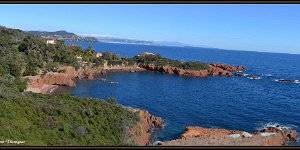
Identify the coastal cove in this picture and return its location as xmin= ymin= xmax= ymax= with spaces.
xmin=52 ymin=42 xmax=300 ymax=145
xmin=1 ymin=4 xmax=300 ymax=146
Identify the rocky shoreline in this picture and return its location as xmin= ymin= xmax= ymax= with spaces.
xmin=24 ymin=64 xmax=145 ymax=93
xmin=23 ymin=65 xmax=165 ymax=145
xmin=142 ymin=63 xmax=246 ymax=77
xmin=23 ymin=63 xmax=299 ymax=146
xmin=24 ymin=63 xmax=246 ymax=95
xmin=159 ymin=126 xmax=298 ymax=146
xmin=126 ymin=107 xmax=164 ymax=146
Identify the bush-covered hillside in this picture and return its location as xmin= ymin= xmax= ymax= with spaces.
xmin=0 ymin=76 xmax=139 ymax=146
xmin=0 ymin=26 xmax=140 ymax=146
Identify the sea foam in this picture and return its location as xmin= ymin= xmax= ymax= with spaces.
xmin=256 ymin=122 xmax=298 ymax=131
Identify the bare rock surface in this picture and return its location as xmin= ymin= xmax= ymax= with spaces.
xmin=141 ymin=63 xmax=246 ymax=78
xmin=126 ymin=107 xmax=164 ymax=146
xmin=24 ymin=65 xmax=144 ymax=94
xmin=160 ymin=126 xmax=298 ymax=146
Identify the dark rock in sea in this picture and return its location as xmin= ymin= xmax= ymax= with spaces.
xmin=235 ymin=73 xmax=245 ymax=77
xmin=277 ymin=79 xmax=300 ymax=83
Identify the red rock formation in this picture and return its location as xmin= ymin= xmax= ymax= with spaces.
xmin=237 ymin=66 xmax=246 ymax=71
xmin=259 ymin=127 xmax=298 ymax=142
xmin=160 ymin=126 xmax=298 ymax=146
xmin=127 ymin=107 xmax=164 ymax=146
xmin=142 ymin=64 xmax=157 ymax=71
xmin=208 ymin=66 xmax=232 ymax=76
xmin=159 ymin=66 xmax=174 ymax=74
xmin=210 ymin=63 xmax=237 ymax=72
xmin=42 ymin=73 xmax=76 ymax=87
xmin=26 ymin=72 xmax=76 ymax=89
xmin=180 ymin=126 xmax=242 ymax=139
xmin=25 ymin=65 xmax=148 ymax=94
xmin=57 ymin=66 xmax=78 ymax=77
xmin=141 ymin=63 xmax=245 ymax=78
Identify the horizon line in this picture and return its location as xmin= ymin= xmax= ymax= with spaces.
xmin=5 ymin=25 xmax=299 ymax=55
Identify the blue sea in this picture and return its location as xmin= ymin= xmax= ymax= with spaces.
xmin=66 ymin=42 xmax=300 ymax=145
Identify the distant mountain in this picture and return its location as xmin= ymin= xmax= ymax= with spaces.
xmin=27 ymin=30 xmax=98 ymax=42
xmin=80 ymin=34 xmax=193 ymax=47
xmin=152 ymin=41 xmax=191 ymax=47
xmin=94 ymin=36 xmax=155 ymax=45
xmin=27 ymin=30 xmax=194 ymax=47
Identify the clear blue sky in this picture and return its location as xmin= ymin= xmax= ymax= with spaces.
xmin=0 ymin=4 xmax=299 ymax=54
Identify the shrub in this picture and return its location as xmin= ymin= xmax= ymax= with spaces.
xmin=14 ymin=77 xmax=28 ymax=92
xmin=107 ymin=97 xmax=117 ymax=105
xmin=45 ymin=61 xmax=60 ymax=72
xmin=107 ymin=60 xmax=123 ymax=66
xmin=0 ymin=66 xmax=7 ymax=76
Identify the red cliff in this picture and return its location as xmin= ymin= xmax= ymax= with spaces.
xmin=126 ymin=107 xmax=164 ymax=146
xmin=141 ymin=63 xmax=246 ymax=78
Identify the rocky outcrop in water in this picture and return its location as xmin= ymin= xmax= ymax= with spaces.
xmin=248 ymin=75 xmax=261 ymax=80
xmin=141 ymin=63 xmax=246 ymax=78
xmin=235 ymin=73 xmax=246 ymax=77
xmin=160 ymin=126 xmax=298 ymax=146
xmin=126 ymin=107 xmax=164 ymax=146
xmin=276 ymin=79 xmax=300 ymax=83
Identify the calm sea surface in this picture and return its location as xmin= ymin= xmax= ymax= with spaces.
xmin=65 ymin=42 xmax=300 ymax=144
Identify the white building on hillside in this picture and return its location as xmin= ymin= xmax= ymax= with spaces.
xmin=138 ymin=52 xmax=156 ymax=56
xmin=46 ymin=39 xmax=56 ymax=45
xmin=96 ymin=52 xmax=102 ymax=58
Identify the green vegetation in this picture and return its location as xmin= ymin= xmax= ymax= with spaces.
xmin=135 ymin=52 xmax=210 ymax=70
xmin=107 ymin=97 xmax=117 ymax=105
xmin=93 ymin=51 xmax=210 ymax=70
xmin=28 ymin=30 xmax=98 ymax=42
xmin=0 ymin=25 xmax=140 ymax=146
xmin=0 ymin=26 xmax=82 ymax=76
xmin=0 ymin=81 xmax=139 ymax=146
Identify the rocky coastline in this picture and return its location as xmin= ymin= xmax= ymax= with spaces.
xmin=24 ymin=63 xmax=246 ymax=94
xmin=141 ymin=63 xmax=246 ymax=77
xmin=24 ymin=65 xmax=136 ymax=94
xmin=126 ymin=107 xmax=164 ymax=146
xmin=159 ymin=126 xmax=298 ymax=146
xmin=24 ymin=63 xmax=299 ymax=146
xmin=24 ymin=65 xmax=164 ymax=145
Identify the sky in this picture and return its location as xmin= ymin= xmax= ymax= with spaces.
xmin=0 ymin=4 xmax=299 ymax=54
